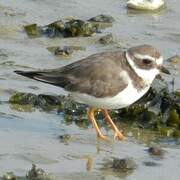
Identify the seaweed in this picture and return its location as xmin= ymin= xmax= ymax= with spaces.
xmin=24 ymin=14 xmax=114 ymax=38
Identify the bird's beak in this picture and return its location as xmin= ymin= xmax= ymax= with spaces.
xmin=158 ymin=65 xmax=170 ymax=74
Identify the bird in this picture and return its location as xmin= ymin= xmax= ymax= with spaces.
xmin=14 ymin=44 xmax=170 ymax=141
xmin=127 ymin=0 xmax=165 ymax=11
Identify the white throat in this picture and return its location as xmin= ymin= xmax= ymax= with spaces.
xmin=125 ymin=51 xmax=159 ymax=85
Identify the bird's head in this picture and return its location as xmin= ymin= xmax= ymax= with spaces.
xmin=125 ymin=44 xmax=170 ymax=84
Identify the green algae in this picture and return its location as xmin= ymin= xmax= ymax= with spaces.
xmin=167 ymin=109 xmax=180 ymax=128
xmin=24 ymin=15 xmax=114 ymax=38
xmin=47 ymin=20 xmax=65 ymax=32
xmin=9 ymin=103 xmax=35 ymax=112
xmin=2 ymin=172 xmax=17 ymax=180
xmin=159 ymin=127 xmax=174 ymax=137
xmin=9 ymin=92 xmax=64 ymax=112
xmin=65 ymin=20 xmax=96 ymax=37
xmin=9 ymin=92 xmax=37 ymax=105
xmin=24 ymin=24 xmax=40 ymax=37
xmin=26 ymin=164 xmax=52 ymax=180
xmin=8 ymin=76 xmax=180 ymax=138
xmin=173 ymin=130 xmax=180 ymax=137
xmin=175 ymin=90 xmax=180 ymax=97
xmin=112 ymin=158 xmax=137 ymax=171
xmin=1 ymin=164 xmax=52 ymax=180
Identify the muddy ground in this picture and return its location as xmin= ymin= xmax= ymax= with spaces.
xmin=0 ymin=0 xmax=180 ymax=179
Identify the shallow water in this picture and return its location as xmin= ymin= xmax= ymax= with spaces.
xmin=0 ymin=0 xmax=180 ymax=179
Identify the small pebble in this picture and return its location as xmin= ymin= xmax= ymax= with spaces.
xmin=148 ymin=146 xmax=164 ymax=156
xmin=59 ymin=134 xmax=71 ymax=144
xmin=54 ymin=46 xmax=73 ymax=56
xmin=99 ymin=34 xmax=113 ymax=44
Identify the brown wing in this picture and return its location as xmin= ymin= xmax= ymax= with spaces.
xmin=15 ymin=51 xmax=128 ymax=98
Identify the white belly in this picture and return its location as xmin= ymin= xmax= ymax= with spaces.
xmin=70 ymin=81 xmax=150 ymax=109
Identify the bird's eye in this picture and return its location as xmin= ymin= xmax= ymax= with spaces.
xmin=142 ymin=59 xmax=152 ymax=64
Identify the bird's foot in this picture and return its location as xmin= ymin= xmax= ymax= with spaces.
xmin=97 ymin=133 xmax=110 ymax=141
xmin=114 ymin=130 xmax=124 ymax=141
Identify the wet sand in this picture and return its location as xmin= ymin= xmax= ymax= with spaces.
xmin=0 ymin=0 xmax=180 ymax=179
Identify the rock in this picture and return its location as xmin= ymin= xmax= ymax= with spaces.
xmin=27 ymin=164 xmax=45 ymax=177
xmin=24 ymin=15 xmax=114 ymax=38
xmin=127 ymin=0 xmax=165 ymax=11
xmin=88 ymin=15 xmax=114 ymax=30
xmin=38 ymin=20 xmax=66 ymax=38
xmin=37 ymin=94 xmax=63 ymax=111
xmin=88 ymin=14 xmax=115 ymax=23
xmin=1 ymin=165 xmax=52 ymax=180
xmin=37 ymin=94 xmax=62 ymax=106
xmin=38 ymin=19 xmax=97 ymax=38
xmin=27 ymin=164 xmax=52 ymax=180
xmin=47 ymin=46 xmax=85 ymax=56
xmin=112 ymin=158 xmax=137 ymax=171
xmin=167 ymin=55 xmax=180 ymax=64
xmin=148 ymin=146 xmax=164 ymax=156
xmin=9 ymin=92 xmax=64 ymax=111
xmin=48 ymin=20 xmax=66 ymax=32
xmin=24 ymin=23 xmax=40 ymax=37
xmin=9 ymin=92 xmax=38 ymax=105
xmin=55 ymin=46 xmax=73 ymax=56
xmin=59 ymin=134 xmax=71 ymax=144
xmin=2 ymin=172 xmax=17 ymax=180
xmin=65 ymin=19 xmax=97 ymax=37
xmin=99 ymin=34 xmax=113 ymax=44
xmin=59 ymin=134 xmax=71 ymax=140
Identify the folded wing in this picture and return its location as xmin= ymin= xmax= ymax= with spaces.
xmin=15 ymin=52 xmax=128 ymax=98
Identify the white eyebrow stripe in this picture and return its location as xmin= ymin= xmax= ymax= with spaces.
xmin=134 ymin=53 xmax=155 ymax=61
xmin=125 ymin=51 xmax=159 ymax=84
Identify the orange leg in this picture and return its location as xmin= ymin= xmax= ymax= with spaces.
xmin=87 ymin=108 xmax=109 ymax=141
xmin=102 ymin=109 xmax=124 ymax=140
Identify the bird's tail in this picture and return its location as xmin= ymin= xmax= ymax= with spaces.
xmin=14 ymin=70 xmax=67 ymax=88
xmin=14 ymin=70 xmax=39 ymax=79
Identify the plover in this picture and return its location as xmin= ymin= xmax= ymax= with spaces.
xmin=127 ymin=0 xmax=165 ymax=11
xmin=15 ymin=44 xmax=170 ymax=140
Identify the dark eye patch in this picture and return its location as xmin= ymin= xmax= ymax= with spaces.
xmin=142 ymin=59 xmax=152 ymax=64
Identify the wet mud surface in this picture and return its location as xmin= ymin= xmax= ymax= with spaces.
xmin=0 ymin=0 xmax=180 ymax=179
